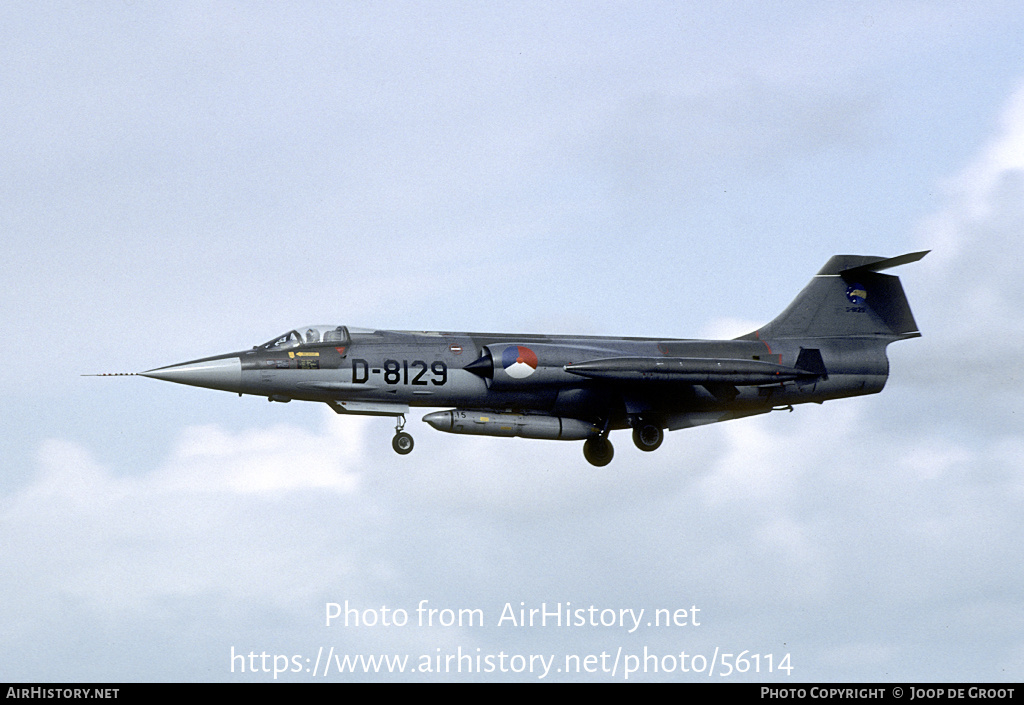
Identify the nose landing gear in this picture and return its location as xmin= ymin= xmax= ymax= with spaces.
xmin=392 ymin=415 xmax=414 ymax=455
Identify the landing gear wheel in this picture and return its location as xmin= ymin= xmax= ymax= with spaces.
xmin=632 ymin=423 xmax=664 ymax=452
xmin=392 ymin=432 xmax=414 ymax=455
xmin=583 ymin=437 xmax=614 ymax=467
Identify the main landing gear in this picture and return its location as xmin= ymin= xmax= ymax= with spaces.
xmin=583 ymin=419 xmax=665 ymax=466
xmin=631 ymin=420 xmax=664 ymax=452
xmin=583 ymin=436 xmax=614 ymax=467
xmin=392 ymin=415 xmax=414 ymax=455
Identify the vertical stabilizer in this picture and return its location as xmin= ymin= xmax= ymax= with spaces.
xmin=744 ymin=251 xmax=928 ymax=341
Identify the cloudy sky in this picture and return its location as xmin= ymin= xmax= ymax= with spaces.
xmin=2 ymin=1 xmax=1023 ymax=682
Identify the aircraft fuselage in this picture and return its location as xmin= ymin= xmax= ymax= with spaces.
xmin=119 ymin=251 xmax=926 ymax=466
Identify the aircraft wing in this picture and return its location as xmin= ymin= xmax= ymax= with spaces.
xmin=563 ymin=357 xmax=819 ymax=385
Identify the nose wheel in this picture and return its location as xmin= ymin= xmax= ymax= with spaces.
xmin=392 ymin=432 xmax=414 ymax=454
xmin=392 ymin=415 xmax=414 ymax=455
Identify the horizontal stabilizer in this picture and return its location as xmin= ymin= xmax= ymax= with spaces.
xmin=839 ymin=250 xmax=929 ymax=278
xmin=814 ymin=250 xmax=929 ymax=277
xmin=564 ymin=357 xmax=819 ymax=385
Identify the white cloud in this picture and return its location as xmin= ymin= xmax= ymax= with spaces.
xmin=917 ymin=81 xmax=1024 ymax=299
xmin=948 ymin=85 xmax=1024 ymax=222
xmin=157 ymin=412 xmax=366 ymax=494
xmin=897 ymin=82 xmax=1024 ymax=424
xmin=1 ymin=413 xmax=369 ymax=623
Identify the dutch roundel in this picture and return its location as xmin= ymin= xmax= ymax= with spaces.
xmin=501 ymin=345 xmax=538 ymax=379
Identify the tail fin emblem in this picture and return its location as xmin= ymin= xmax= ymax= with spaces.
xmin=846 ymin=284 xmax=868 ymax=304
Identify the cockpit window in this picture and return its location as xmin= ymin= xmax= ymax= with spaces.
xmin=260 ymin=330 xmax=302 ymax=350
xmin=259 ymin=326 xmax=351 ymax=350
xmin=322 ymin=327 xmax=348 ymax=343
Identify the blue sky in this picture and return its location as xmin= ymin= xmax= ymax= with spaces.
xmin=2 ymin=1 xmax=1023 ymax=681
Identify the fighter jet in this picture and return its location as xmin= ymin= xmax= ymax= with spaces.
xmin=98 ymin=252 xmax=927 ymax=466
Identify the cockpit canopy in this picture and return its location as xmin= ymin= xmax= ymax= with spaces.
xmin=258 ymin=325 xmax=362 ymax=350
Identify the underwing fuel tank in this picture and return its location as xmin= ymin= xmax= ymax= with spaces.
xmin=422 ymin=410 xmax=599 ymax=441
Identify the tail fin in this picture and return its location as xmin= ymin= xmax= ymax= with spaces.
xmin=745 ymin=251 xmax=928 ymax=341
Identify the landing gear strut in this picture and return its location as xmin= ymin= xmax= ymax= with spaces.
xmin=392 ymin=415 xmax=414 ymax=455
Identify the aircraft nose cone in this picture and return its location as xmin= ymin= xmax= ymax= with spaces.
xmin=140 ymin=355 xmax=242 ymax=393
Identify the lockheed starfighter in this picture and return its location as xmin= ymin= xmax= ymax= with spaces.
xmin=97 ymin=252 xmax=927 ymax=466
